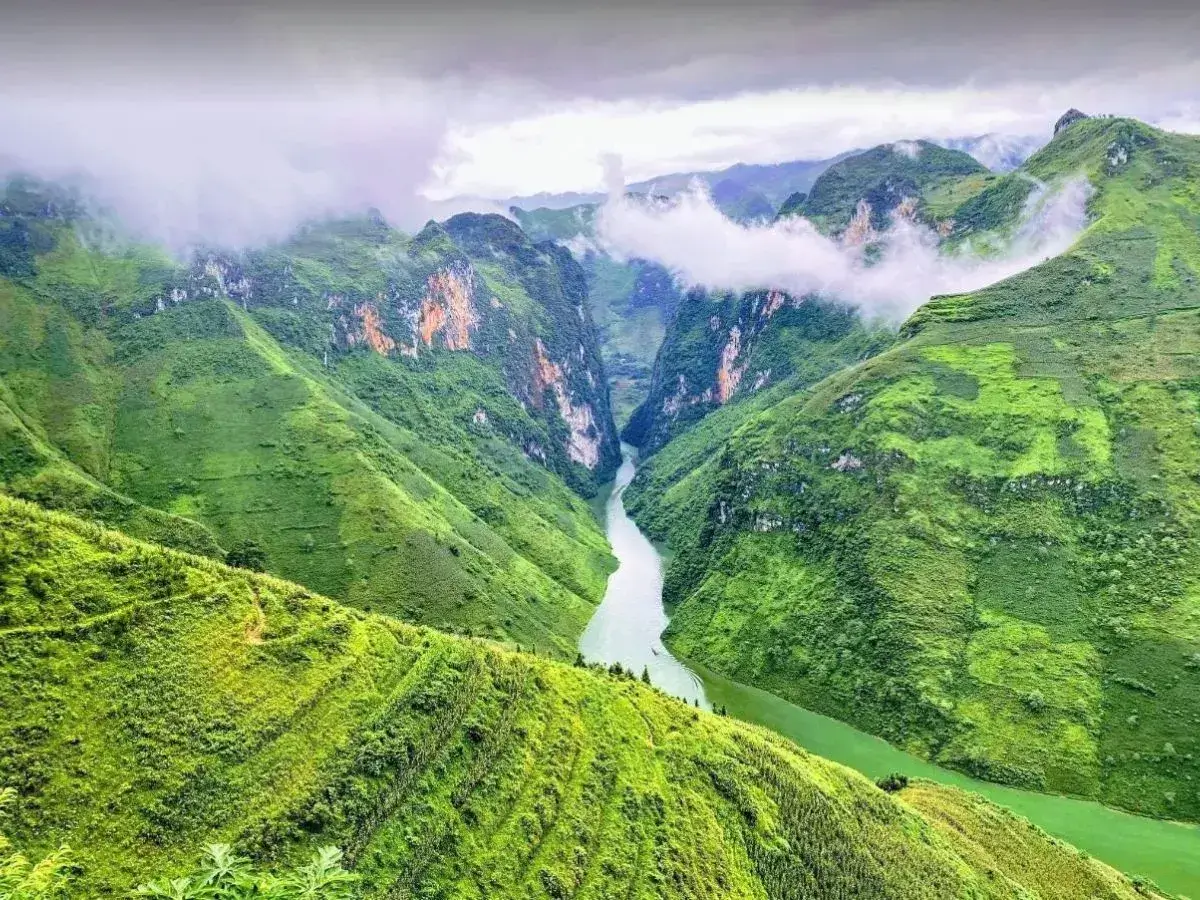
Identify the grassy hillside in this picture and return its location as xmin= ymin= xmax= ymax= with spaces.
xmin=628 ymin=116 xmax=1200 ymax=821
xmin=0 ymin=494 xmax=1157 ymax=898
xmin=0 ymin=181 xmax=620 ymax=658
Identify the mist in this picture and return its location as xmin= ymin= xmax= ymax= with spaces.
xmin=595 ymin=171 xmax=1092 ymax=321
xmin=0 ymin=85 xmax=493 ymax=253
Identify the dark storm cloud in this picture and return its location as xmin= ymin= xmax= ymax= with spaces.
xmin=3 ymin=0 xmax=1198 ymax=98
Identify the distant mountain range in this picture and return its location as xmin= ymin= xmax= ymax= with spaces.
xmin=502 ymin=133 xmax=1045 ymax=215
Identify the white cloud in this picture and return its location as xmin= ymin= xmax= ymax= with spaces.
xmin=427 ymin=65 xmax=1200 ymax=199
xmin=0 ymin=81 xmax=465 ymax=252
xmin=594 ymin=175 xmax=1092 ymax=321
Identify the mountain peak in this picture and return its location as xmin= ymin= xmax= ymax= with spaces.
xmin=1054 ymin=108 xmax=1090 ymax=135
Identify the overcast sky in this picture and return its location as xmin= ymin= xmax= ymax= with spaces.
xmin=2 ymin=0 xmax=1198 ymax=245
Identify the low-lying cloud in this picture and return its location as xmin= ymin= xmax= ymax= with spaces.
xmin=595 ymin=171 xmax=1092 ymax=321
xmin=0 ymin=84 xmax=496 ymax=253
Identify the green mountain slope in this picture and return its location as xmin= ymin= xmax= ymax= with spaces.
xmin=793 ymin=140 xmax=990 ymax=235
xmin=622 ymin=289 xmax=894 ymax=453
xmin=0 ymin=181 xmax=620 ymax=657
xmin=628 ymin=116 xmax=1200 ymax=821
xmin=0 ymin=494 xmax=1155 ymax=898
xmin=622 ymin=141 xmax=1002 ymax=456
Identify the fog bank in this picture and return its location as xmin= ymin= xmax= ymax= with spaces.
xmin=595 ymin=175 xmax=1092 ymax=320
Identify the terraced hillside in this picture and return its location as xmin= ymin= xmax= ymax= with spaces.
xmin=0 ymin=494 xmax=1156 ymax=898
xmin=628 ymin=116 xmax=1200 ymax=821
xmin=0 ymin=180 xmax=619 ymax=657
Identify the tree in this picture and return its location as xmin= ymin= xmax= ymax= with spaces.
xmin=135 ymin=844 xmax=357 ymax=899
xmin=225 ymin=539 xmax=267 ymax=572
xmin=641 ymin=666 xmax=651 ymax=685
xmin=875 ymin=773 xmax=909 ymax=793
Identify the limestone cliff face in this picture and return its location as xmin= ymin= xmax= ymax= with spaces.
xmin=419 ymin=265 xmax=477 ymax=351
xmin=172 ymin=213 xmax=619 ymax=488
xmin=624 ymin=286 xmax=882 ymax=454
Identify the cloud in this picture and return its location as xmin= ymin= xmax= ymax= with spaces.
xmin=431 ymin=67 xmax=1200 ymax=198
xmin=0 ymin=82 xmax=471 ymax=252
xmin=594 ymin=175 xmax=1092 ymax=321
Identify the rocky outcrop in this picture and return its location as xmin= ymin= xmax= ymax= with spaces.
xmin=1054 ymin=108 xmax=1090 ymax=136
xmin=346 ymin=301 xmax=396 ymax=355
xmin=419 ymin=265 xmax=477 ymax=350
xmin=532 ymin=339 xmax=604 ymax=469
xmin=715 ymin=326 xmax=745 ymax=404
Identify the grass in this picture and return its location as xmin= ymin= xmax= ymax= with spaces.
xmin=695 ymin=662 xmax=1200 ymax=899
xmin=628 ymin=117 xmax=1200 ymax=823
xmin=0 ymin=494 xmax=1160 ymax=898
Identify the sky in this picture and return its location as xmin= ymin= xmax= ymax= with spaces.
xmin=1 ymin=0 xmax=1198 ymax=246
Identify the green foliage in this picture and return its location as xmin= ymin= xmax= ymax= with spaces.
xmin=800 ymin=140 xmax=987 ymax=233
xmin=0 ymin=198 xmax=623 ymax=659
xmin=134 ymin=844 xmax=356 ymax=899
xmin=630 ymin=119 xmax=1200 ymax=822
xmin=226 ymin=539 xmax=267 ymax=572
xmin=624 ymin=288 xmax=895 ymax=452
xmin=0 ymin=497 xmax=1152 ymax=898
xmin=0 ymin=789 xmax=71 ymax=900
xmin=875 ymin=773 xmax=909 ymax=793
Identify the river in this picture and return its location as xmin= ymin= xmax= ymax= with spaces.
xmin=580 ymin=447 xmax=1200 ymax=898
xmin=579 ymin=447 xmax=708 ymax=707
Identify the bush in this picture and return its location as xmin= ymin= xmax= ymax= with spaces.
xmin=225 ymin=539 xmax=267 ymax=572
xmin=876 ymin=773 xmax=909 ymax=793
xmin=134 ymin=844 xmax=356 ymax=899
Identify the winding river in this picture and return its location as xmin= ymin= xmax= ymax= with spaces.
xmin=579 ymin=447 xmax=708 ymax=707
xmin=581 ymin=447 xmax=1200 ymax=898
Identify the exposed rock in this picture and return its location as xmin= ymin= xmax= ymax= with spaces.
xmin=831 ymin=452 xmax=865 ymax=472
xmin=532 ymin=339 xmax=602 ymax=469
xmin=349 ymin=302 xmax=396 ymax=355
xmin=715 ymin=326 xmax=746 ymax=404
xmin=842 ymin=199 xmax=877 ymax=246
xmin=1054 ymin=109 xmax=1089 ymax=136
xmin=419 ymin=265 xmax=477 ymax=351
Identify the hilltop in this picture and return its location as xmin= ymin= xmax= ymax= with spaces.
xmin=0 ymin=494 xmax=1155 ymax=898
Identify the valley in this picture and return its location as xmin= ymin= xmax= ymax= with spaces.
xmin=581 ymin=441 xmax=1200 ymax=898
xmin=3 ymin=103 xmax=1200 ymax=898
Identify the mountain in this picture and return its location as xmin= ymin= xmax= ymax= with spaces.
xmin=791 ymin=140 xmax=990 ymax=234
xmin=508 ymin=154 xmax=849 ymax=222
xmin=0 ymin=179 xmax=621 ymax=658
xmin=624 ymin=115 xmax=1200 ymax=822
xmin=511 ymin=204 xmax=685 ymax=426
xmin=624 ymin=140 xmax=995 ymax=455
xmin=0 ymin=493 xmax=1156 ymax=898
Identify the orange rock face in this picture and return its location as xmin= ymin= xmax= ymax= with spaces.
xmin=843 ymin=199 xmax=876 ymax=246
xmin=715 ymin=326 xmax=745 ymax=404
xmin=350 ymin=302 xmax=396 ymax=355
xmin=419 ymin=267 xmax=477 ymax=350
